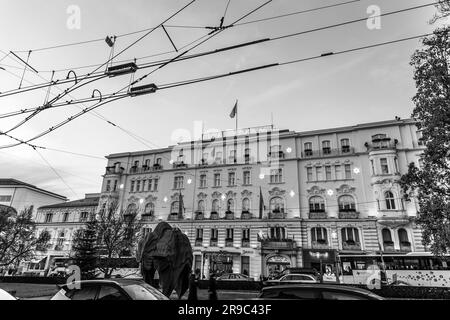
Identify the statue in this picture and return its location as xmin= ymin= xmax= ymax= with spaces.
xmin=137 ymin=222 xmax=193 ymax=299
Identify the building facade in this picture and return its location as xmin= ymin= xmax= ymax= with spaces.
xmin=0 ymin=179 xmax=67 ymax=217
xmin=23 ymin=194 xmax=100 ymax=276
xmin=97 ymin=119 xmax=425 ymax=280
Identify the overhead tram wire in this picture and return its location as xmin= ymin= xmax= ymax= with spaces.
xmin=0 ymin=31 xmax=432 ymax=151
xmin=0 ymin=0 xmax=198 ymax=139
xmin=0 ymin=1 xmax=436 ymax=100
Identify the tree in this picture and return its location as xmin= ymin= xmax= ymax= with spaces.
xmin=399 ymin=27 xmax=450 ymax=256
xmin=95 ymin=203 xmax=140 ymax=278
xmin=71 ymin=220 xmax=99 ymax=280
xmin=0 ymin=207 xmax=51 ymax=268
xmin=431 ymin=0 xmax=450 ymax=23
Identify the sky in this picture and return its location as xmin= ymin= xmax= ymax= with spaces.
xmin=0 ymin=0 xmax=445 ymax=200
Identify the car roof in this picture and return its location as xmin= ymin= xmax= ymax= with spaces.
xmin=262 ymin=284 xmax=379 ymax=295
xmin=61 ymin=278 xmax=146 ymax=288
xmin=283 ymin=274 xmax=315 ymax=277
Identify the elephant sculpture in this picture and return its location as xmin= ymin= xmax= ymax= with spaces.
xmin=137 ymin=222 xmax=193 ymax=298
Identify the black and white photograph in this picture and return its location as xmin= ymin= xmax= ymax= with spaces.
xmin=0 ymin=0 xmax=449 ymax=311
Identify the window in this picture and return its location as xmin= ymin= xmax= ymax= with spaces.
xmin=136 ymin=180 xmax=141 ymax=192
xmin=385 ymin=191 xmax=396 ymax=210
xmin=63 ymin=212 xmax=70 ymax=223
xmin=338 ymin=195 xmax=356 ymax=212
xmin=174 ymin=176 xmax=184 ymax=189
xmin=311 ymin=227 xmax=328 ymax=244
xmin=67 ymin=286 xmax=98 ymax=300
xmin=211 ymin=228 xmax=218 ymax=240
xmin=196 ymin=228 xmax=203 ymax=240
xmin=344 ymin=164 xmax=352 ymax=179
xmin=229 ymin=150 xmax=237 ymax=163
xmin=270 ymin=227 xmax=285 ymax=240
xmin=226 ymin=199 xmax=234 ymax=212
xmin=270 ymin=168 xmax=283 ymax=184
xmin=243 ymin=171 xmax=251 ymax=185
xmin=309 ymin=196 xmax=325 ymax=213
xmin=226 ymin=228 xmax=234 ymax=241
xmin=307 ymin=167 xmax=313 ymax=182
xmin=316 ymin=167 xmax=322 ymax=181
xmin=325 ymin=166 xmax=332 ymax=180
xmin=341 ymin=139 xmax=350 ymax=153
xmin=141 ymin=180 xmax=146 ymax=192
xmin=245 ymin=148 xmax=251 ymax=163
xmin=322 ymin=141 xmax=331 ymax=155
xmin=177 ymin=149 xmax=184 ymax=162
xmin=322 ymin=291 xmax=367 ymax=300
xmin=153 ymin=178 xmax=159 ymax=191
xmin=106 ymin=180 xmax=111 ymax=192
xmin=341 ymin=228 xmax=360 ymax=243
xmin=382 ymin=228 xmax=393 ymax=243
xmin=212 ymin=199 xmax=220 ymax=213
xmin=215 ymin=151 xmax=223 ymax=163
xmin=113 ymin=180 xmax=118 ymax=191
xmin=156 ymin=158 xmax=162 ymax=165
xmin=394 ymin=157 xmax=399 ymax=174
xmin=398 ymin=228 xmax=410 ymax=244
xmin=200 ymin=174 xmax=207 ymax=188
xmin=170 ymin=201 xmax=181 ymax=215
xmin=242 ymin=228 xmax=250 ymax=240
xmin=270 ymin=197 xmax=284 ymax=213
xmin=228 ymin=172 xmax=236 ymax=186
xmin=242 ymin=198 xmax=250 ymax=212
xmin=214 ymin=174 xmax=221 ymax=187
xmin=97 ymin=285 xmax=127 ymax=301
xmin=144 ymin=159 xmax=151 ymax=168
xmin=197 ymin=200 xmax=205 ymax=213
xmin=0 ymin=195 xmax=12 ymax=202
xmin=417 ymin=131 xmax=424 ymax=146
xmin=80 ymin=212 xmax=89 ymax=222
xmin=148 ymin=179 xmax=153 ymax=192
xmin=380 ymin=158 xmax=389 ymax=174
xmin=371 ymin=160 xmax=375 ymax=175
xmin=45 ymin=213 xmax=53 ymax=223
xmin=241 ymin=256 xmax=250 ymax=276
xmin=144 ymin=203 xmax=154 ymax=215
xmin=304 ymin=142 xmax=313 ymax=156
xmin=130 ymin=181 xmax=135 ymax=193
xmin=126 ymin=203 xmax=137 ymax=214
xmin=335 ymin=165 xmax=341 ymax=180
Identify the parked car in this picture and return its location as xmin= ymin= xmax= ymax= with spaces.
xmin=258 ymin=284 xmax=385 ymax=300
xmin=51 ymin=279 xmax=169 ymax=300
xmin=217 ymin=273 xmax=254 ymax=281
xmin=264 ymin=273 xmax=318 ymax=286
xmin=0 ymin=289 xmax=17 ymax=300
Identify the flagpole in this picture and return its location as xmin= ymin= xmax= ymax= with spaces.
xmin=235 ymin=100 xmax=238 ymax=133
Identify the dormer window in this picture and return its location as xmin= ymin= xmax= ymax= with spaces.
xmin=304 ymin=142 xmax=313 ymax=156
xmin=341 ymin=139 xmax=350 ymax=153
xmin=322 ymin=141 xmax=331 ymax=155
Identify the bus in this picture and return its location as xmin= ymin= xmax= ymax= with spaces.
xmin=338 ymin=252 xmax=450 ymax=287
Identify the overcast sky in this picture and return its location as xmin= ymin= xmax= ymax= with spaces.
xmin=0 ymin=0 xmax=444 ymax=200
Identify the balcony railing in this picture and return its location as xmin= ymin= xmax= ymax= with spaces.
xmin=311 ymin=240 xmax=330 ymax=249
xmin=268 ymin=210 xmax=286 ymax=219
xmin=173 ymin=161 xmax=188 ymax=169
xmin=129 ymin=165 xmax=163 ymax=174
xmin=261 ymin=238 xmax=296 ymax=250
xmin=383 ymin=242 xmax=396 ymax=252
xmin=105 ymin=166 xmax=125 ymax=175
xmin=400 ymin=242 xmax=412 ymax=252
xmin=365 ymin=140 xmax=398 ymax=152
xmin=342 ymin=241 xmax=361 ymax=251
xmin=195 ymin=239 xmax=203 ymax=247
xmin=168 ymin=214 xmax=182 ymax=221
xmin=302 ymin=147 xmax=355 ymax=158
xmin=140 ymin=214 xmax=154 ymax=222
xmin=225 ymin=239 xmax=234 ymax=247
xmin=309 ymin=211 xmax=328 ymax=219
xmin=242 ymin=239 xmax=250 ymax=248
xmin=210 ymin=239 xmax=218 ymax=247
xmin=241 ymin=211 xmax=252 ymax=220
xmin=338 ymin=211 xmax=360 ymax=219
xmin=225 ymin=211 xmax=235 ymax=220
xmin=195 ymin=211 xmax=205 ymax=220
xmin=268 ymin=151 xmax=285 ymax=159
xmin=210 ymin=212 xmax=219 ymax=220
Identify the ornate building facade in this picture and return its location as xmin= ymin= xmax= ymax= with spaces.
xmin=97 ymin=119 xmax=425 ymax=279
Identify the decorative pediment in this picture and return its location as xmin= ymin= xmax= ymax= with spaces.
xmin=171 ymin=193 xmax=182 ymax=201
xmin=197 ymin=192 xmax=208 ymax=200
xmin=336 ymin=184 xmax=356 ymax=195
xmin=145 ymin=195 xmax=157 ymax=203
xmin=241 ymin=189 xmax=253 ymax=198
xmin=225 ymin=191 xmax=237 ymax=199
xmin=269 ymin=187 xmax=286 ymax=197
xmin=307 ymin=186 xmax=327 ymax=196
xmin=127 ymin=196 xmax=139 ymax=203
xmin=212 ymin=192 xmax=222 ymax=199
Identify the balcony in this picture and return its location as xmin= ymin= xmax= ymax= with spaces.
xmin=268 ymin=210 xmax=286 ymax=219
xmin=195 ymin=211 xmax=205 ymax=220
xmin=383 ymin=241 xmax=396 ymax=252
xmin=309 ymin=211 xmax=328 ymax=219
xmin=338 ymin=210 xmax=360 ymax=219
xmin=302 ymin=147 xmax=355 ymax=158
xmin=242 ymin=239 xmax=250 ymax=248
xmin=140 ymin=214 xmax=154 ymax=222
xmin=268 ymin=151 xmax=285 ymax=159
xmin=210 ymin=212 xmax=219 ymax=220
xmin=152 ymin=164 xmax=163 ymax=171
xmin=105 ymin=166 xmax=124 ymax=175
xmin=261 ymin=238 xmax=296 ymax=250
xmin=198 ymin=159 xmax=208 ymax=167
xmin=168 ymin=214 xmax=182 ymax=221
xmin=225 ymin=211 xmax=235 ymax=220
xmin=400 ymin=241 xmax=412 ymax=252
xmin=311 ymin=240 xmax=330 ymax=250
xmin=173 ymin=161 xmax=188 ymax=169
xmin=241 ymin=211 xmax=252 ymax=220
xmin=210 ymin=239 xmax=218 ymax=247
xmin=342 ymin=241 xmax=361 ymax=251
xmin=195 ymin=239 xmax=203 ymax=247
xmin=225 ymin=239 xmax=234 ymax=247
xmin=365 ymin=139 xmax=398 ymax=152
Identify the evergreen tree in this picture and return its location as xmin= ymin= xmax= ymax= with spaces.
xmin=71 ymin=220 xmax=99 ymax=280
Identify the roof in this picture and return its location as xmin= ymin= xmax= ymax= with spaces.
xmin=261 ymin=283 xmax=382 ymax=296
xmin=39 ymin=196 xmax=99 ymax=209
xmin=0 ymin=179 xmax=67 ymax=200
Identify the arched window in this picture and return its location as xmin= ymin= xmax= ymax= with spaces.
xmin=242 ymin=198 xmax=250 ymax=212
xmin=126 ymin=203 xmax=137 ymax=214
xmin=385 ymin=191 xmax=396 ymax=210
xmin=309 ymin=196 xmax=325 ymax=213
xmin=170 ymin=201 xmax=180 ymax=214
xmin=144 ymin=203 xmax=154 ymax=215
xmin=226 ymin=199 xmax=235 ymax=212
xmin=398 ymin=228 xmax=410 ymax=244
xmin=311 ymin=227 xmax=328 ymax=244
xmin=197 ymin=200 xmax=205 ymax=213
xmin=382 ymin=228 xmax=393 ymax=244
xmin=270 ymin=227 xmax=286 ymax=240
xmin=341 ymin=228 xmax=360 ymax=244
xmin=270 ymin=197 xmax=284 ymax=213
xmin=212 ymin=199 xmax=220 ymax=213
xmin=338 ymin=195 xmax=356 ymax=212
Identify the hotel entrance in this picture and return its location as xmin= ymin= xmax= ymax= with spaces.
xmin=203 ymin=251 xmax=238 ymax=277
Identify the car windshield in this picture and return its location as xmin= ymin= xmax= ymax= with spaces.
xmin=122 ymin=283 xmax=168 ymax=300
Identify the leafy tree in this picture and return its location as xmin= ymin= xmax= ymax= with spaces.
xmin=431 ymin=0 xmax=450 ymax=23
xmin=0 ymin=207 xmax=51 ymax=268
xmin=399 ymin=27 xmax=450 ymax=256
xmin=71 ymin=220 xmax=99 ymax=280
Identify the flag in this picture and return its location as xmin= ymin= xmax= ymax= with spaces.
xmin=259 ymin=187 xmax=264 ymax=219
xmin=229 ymin=100 xmax=238 ymax=118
